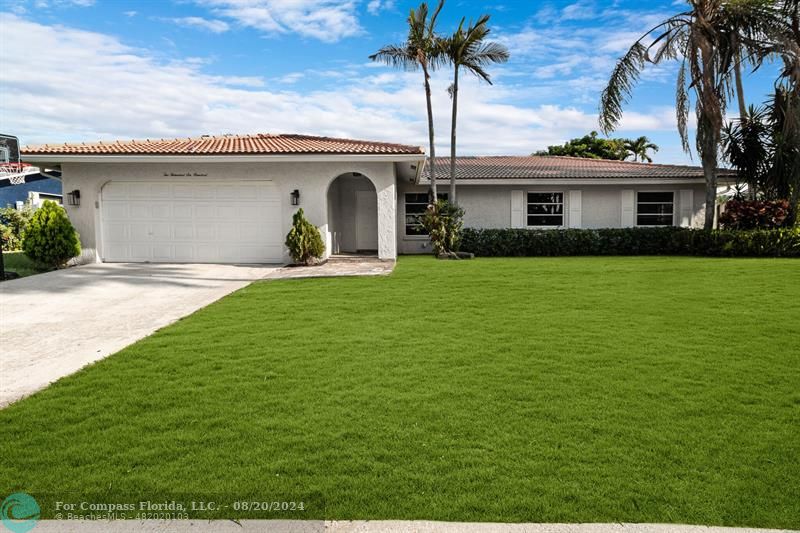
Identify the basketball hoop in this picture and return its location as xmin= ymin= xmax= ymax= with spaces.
xmin=0 ymin=162 xmax=39 ymax=183
xmin=0 ymin=134 xmax=40 ymax=184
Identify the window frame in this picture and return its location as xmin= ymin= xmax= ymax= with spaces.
xmin=404 ymin=191 xmax=448 ymax=238
xmin=526 ymin=191 xmax=565 ymax=229
xmin=635 ymin=191 xmax=676 ymax=227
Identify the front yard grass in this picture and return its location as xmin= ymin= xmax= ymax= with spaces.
xmin=1 ymin=256 xmax=798 ymax=528
xmin=2 ymin=251 xmax=47 ymax=278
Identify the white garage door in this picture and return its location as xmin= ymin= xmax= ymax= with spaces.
xmin=101 ymin=180 xmax=283 ymax=263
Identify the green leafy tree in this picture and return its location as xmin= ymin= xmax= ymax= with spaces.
xmin=371 ymin=1 xmax=446 ymax=197
xmin=0 ymin=203 xmax=34 ymax=250
xmin=22 ymin=200 xmax=80 ymax=267
xmin=285 ymin=208 xmax=325 ymax=265
xmin=624 ymin=136 xmax=660 ymax=162
xmin=534 ymin=131 xmax=629 ymax=160
xmin=599 ymin=0 xmax=788 ymax=230
xmin=441 ymin=14 xmax=509 ymax=203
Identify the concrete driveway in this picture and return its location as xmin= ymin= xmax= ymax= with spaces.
xmin=0 ymin=263 xmax=280 ymax=407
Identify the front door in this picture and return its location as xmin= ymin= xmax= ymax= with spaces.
xmin=355 ymin=189 xmax=378 ymax=251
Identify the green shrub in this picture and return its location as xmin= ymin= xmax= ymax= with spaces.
xmin=0 ymin=204 xmax=34 ymax=251
xmin=285 ymin=208 xmax=325 ymax=265
xmin=421 ymin=199 xmax=465 ymax=256
xmin=22 ymin=200 xmax=81 ymax=267
xmin=460 ymin=227 xmax=800 ymax=258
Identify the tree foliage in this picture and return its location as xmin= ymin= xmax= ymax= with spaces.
xmin=723 ymin=85 xmax=800 ymax=223
xmin=285 ymin=208 xmax=325 ymax=266
xmin=623 ymin=136 xmax=660 ymax=162
xmin=0 ymin=204 xmax=34 ymax=251
xmin=598 ymin=0 xmax=792 ymax=229
xmin=22 ymin=200 xmax=80 ymax=267
xmin=534 ymin=131 xmax=631 ymax=160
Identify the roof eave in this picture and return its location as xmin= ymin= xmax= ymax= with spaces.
xmin=21 ymin=153 xmax=426 ymax=165
xmin=418 ymin=177 xmax=728 ymax=185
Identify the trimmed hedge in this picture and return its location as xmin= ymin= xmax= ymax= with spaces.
xmin=460 ymin=227 xmax=800 ymax=258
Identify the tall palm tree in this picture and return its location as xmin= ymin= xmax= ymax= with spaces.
xmin=600 ymin=0 xmax=784 ymax=230
xmin=624 ymin=136 xmax=660 ymax=162
xmin=441 ymin=15 xmax=509 ymax=203
xmin=370 ymin=1 xmax=445 ymax=198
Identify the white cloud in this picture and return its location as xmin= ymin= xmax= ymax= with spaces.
xmin=194 ymin=0 xmax=362 ymax=42
xmin=169 ymin=16 xmax=230 ymax=33
xmin=123 ymin=10 xmax=137 ymax=17
xmin=0 ymin=14 xmax=686 ymax=161
xmin=366 ymin=0 xmax=394 ymax=15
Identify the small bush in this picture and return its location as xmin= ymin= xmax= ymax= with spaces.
xmin=421 ymin=200 xmax=465 ymax=256
xmin=0 ymin=205 xmax=34 ymax=251
xmin=22 ymin=201 xmax=81 ymax=267
xmin=719 ymin=199 xmax=791 ymax=230
xmin=285 ymin=208 xmax=325 ymax=265
xmin=460 ymin=227 xmax=800 ymax=258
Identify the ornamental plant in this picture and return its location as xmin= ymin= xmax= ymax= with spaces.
xmin=285 ymin=208 xmax=324 ymax=265
xmin=22 ymin=200 xmax=81 ymax=267
xmin=421 ymin=199 xmax=465 ymax=257
xmin=719 ymin=199 xmax=791 ymax=230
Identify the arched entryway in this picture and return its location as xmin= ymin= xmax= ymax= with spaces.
xmin=327 ymin=172 xmax=378 ymax=255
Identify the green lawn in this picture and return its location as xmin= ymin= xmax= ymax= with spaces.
xmin=1 ymin=257 xmax=798 ymax=528
xmin=2 ymin=251 xmax=47 ymax=278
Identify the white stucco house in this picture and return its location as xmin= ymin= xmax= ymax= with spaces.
xmin=21 ymin=133 xmax=735 ymax=264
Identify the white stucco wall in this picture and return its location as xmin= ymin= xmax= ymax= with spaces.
xmin=396 ymin=181 xmax=708 ymax=254
xmin=59 ymin=160 xmax=397 ymax=263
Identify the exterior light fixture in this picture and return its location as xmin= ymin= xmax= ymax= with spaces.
xmin=290 ymin=189 xmax=300 ymax=206
xmin=66 ymin=190 xmax=81 ymax=206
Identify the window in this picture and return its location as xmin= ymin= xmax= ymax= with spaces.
xmin=637 ymin=192 xmax=674 ymax=226
xmin=405 ymin=192 xmax=447 ymax=236
xmin=527 ymin=192 xmax=564 ymax=227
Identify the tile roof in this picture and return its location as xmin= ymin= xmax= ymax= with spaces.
xmin=422 ymin=156 xmax=736 ymax=181
xmin=22 ymin=133 xmax=425 ymax=156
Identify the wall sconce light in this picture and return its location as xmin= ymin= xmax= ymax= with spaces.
xmin=290 ymin=189 xmax=300 ymax=206
xmin=66 ymin=189 xmax=81 ymax=206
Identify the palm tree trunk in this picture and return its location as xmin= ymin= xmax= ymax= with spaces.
xmin=422 ymin=62 xmax=437 ymax=199
xmin=449 ymin=66 xmax=459 ymax=203
xmin=733 ymin=44 xmax=747 ymax=123
xmin=702 ymin=145 xmax=719 ymax=230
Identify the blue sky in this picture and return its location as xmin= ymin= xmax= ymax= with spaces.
xmin=0 ymin=0 xmax=784 ymax=164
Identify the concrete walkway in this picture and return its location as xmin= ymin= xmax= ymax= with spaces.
xmin=267 ymin=257 xmax=394 ymax=279
xmin=28 ymin=521 xmax=796 ymax=533
xmin=0 ymin=263 xmax=279 ymax=407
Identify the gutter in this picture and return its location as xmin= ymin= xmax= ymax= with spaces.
xmin=21 ymin=153 xmax=426 ymax=165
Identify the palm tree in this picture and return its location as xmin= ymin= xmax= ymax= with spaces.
xmin=624 ymin=136 xmax=660 ymax=163
xmin=370 ymin=1 xmax=445 ymax=198
xmin=600 ymin=0 xmax=785 ymax=230
xmin=441 ymin=15 xmax=509 ymax=203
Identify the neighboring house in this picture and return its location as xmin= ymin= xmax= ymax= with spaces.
xmin=0 ymin=175 xmax=63 ymax=209
xmin=21 ymin=133 xmax=735 ymax=264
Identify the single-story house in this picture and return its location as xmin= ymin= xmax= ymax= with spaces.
xmin=21 ymin=133 xmax=736 ymax=264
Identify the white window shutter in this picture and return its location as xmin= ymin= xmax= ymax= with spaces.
xmin=568 ymin=190 xmax=582 ymax=228
xmin=679 ymin=189 xmax=694 ymax=227
xmin=511 ymin=190 xmax=524 ymax=228
xmin=621 ymin=189 xmax=635 ymax=227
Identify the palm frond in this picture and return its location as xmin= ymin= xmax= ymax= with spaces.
xmin=369 ymin=45 xmax=417 ymax=71
xmin=599 ymin=42 xmax=647 ymax=134
xmin=676 ymin=57 xmax=692 ymax=154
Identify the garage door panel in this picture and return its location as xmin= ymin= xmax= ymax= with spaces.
xmin=150 ymin=202 xmax=171 ymax=219
xmin=151 ymin=223 xmax=171 ymax=240
xmin=102 ymin=180 xmax=282 ymax=263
